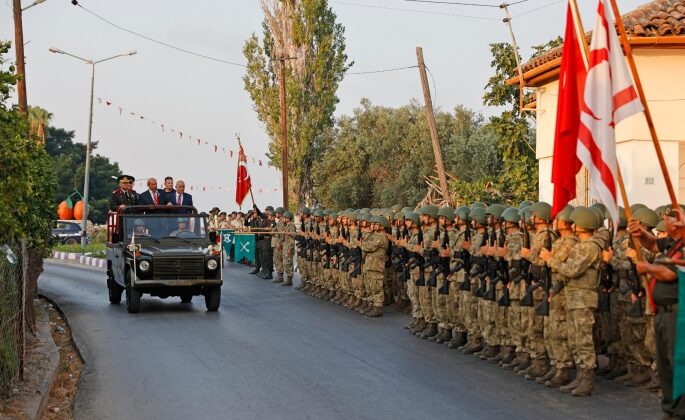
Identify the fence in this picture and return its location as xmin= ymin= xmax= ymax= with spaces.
xmin=0 ymin=240 xmax=26 ymax=399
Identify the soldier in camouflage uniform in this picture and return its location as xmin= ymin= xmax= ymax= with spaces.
xmin=537 ymin=205 xmax=576 ymax=387
xmin=357 ymin=216 xmax=389 ymax=317
xmin=404 ymin=212 xmax=426 ymax=333
xmin=460 ymin=206 xmax=487 ymax=354
xmin=446 ymin=206 xmax=470 ymax=349
xmin=542 ymin=206 xmax=603 ymax=397
xmin=497 ymin=207 xmax=523 ymax=366
xmin=343 ymin=212 xmax=360 ymax=309
xmin=417 ymin=205 xmax=439 ymax=339
xmin=428 ymin=207 xmax=458 ymax=344
xmin=296 ymin=208 xmax=312 ymax=292
xmin=272 ymin=207 xmax=286 ymax=284
xmin=352 ymin=213 xmax=371 ymax=312
xmin=280 ymin=211 xmax=296 ymax=286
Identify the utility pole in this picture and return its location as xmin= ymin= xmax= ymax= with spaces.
xmin=416 ymin=47 xmax=449 ymax=201
xmin=13 ymin=0 xmax=27 ymax=112
xmin=278 ymin=57 xmax=289 ymax=211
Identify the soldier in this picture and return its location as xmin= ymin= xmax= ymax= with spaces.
xmin=542 ymin=206 xmax=603 ymax=397
xmin=357 ymin=216 xmax=389 ymax=317
xmin=498 ymin=207 xmax=524 ymax=366
xmin=353 ymin=213 xmax=372 ymax=313
xmin=538 ymin=205 xmax=576 ymax=387
xmin=272 ymin=207 xmax=286 ymax=284
xmin=430 ymin=207 xmax=458 ymax=344
xmin=258 ymin=206 xmax=276 ymax=280
xmin=417 ymin=205 xmax=439 ymax=339
xmin=460 ymin=206 xmax=488 ymax=354
xmin=109 ymin=175 xmax=138 ymax=211
xmin=404 ymin=211 xmax=426 ymax=333
xmin=344 ymin=212 xmax=362 ymax=309
xmin=296 ymin=208 xmax=311 ymax=291
xmin=519 ymin=202 xmax=557 ymax=379
xmin=280 ymin=211 xmax=296 ymax=286
xmin=445 ymin=206 xmax=470 ymax=349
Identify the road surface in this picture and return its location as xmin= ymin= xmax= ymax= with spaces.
xmin=39 ymin=261 xmax=661 ymax=420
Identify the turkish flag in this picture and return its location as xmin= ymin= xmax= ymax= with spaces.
xmin=236 ymin=144 xmax=252 ymax=207
xmin=551 ymin=2 xmax=587 ymax=218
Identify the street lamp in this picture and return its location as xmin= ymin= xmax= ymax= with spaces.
xmin=49 ymin=47 xmax=137 ymax=248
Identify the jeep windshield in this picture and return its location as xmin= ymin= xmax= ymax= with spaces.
xmin=123 ymin=215 xmax=208 ymax=241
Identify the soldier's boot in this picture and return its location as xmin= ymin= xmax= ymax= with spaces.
xmin=461 ymin=339 xmax=483 ymax=355
xmin=362 ymin=304 xmax=376 ymax=315
xmin=497 ymin=346 xmax=516 ymax=365
xmin=639 ymin=371 xmax=660 ymax=392
xmin=410 ymin=318 xmax=427 ymax=335
xmin=571 ymin=369 xmax=595 ymax=397
xmin=627 ymin=366 xmax=651 ymax=387
xmin=403 ymin=300 xmax=413 ymax=314
xmin=598 ymin=354 xmax=617 ymax=376
xmin=333 ymin=292 xmax=344 ymax=304
xmin=263 ymin=271 xmax=273 ymax=280
xmin=427 ymin=327 xmax=443 ymax=342
xmin=384 ymin=293 xmax=395 ymax=306
xmin=346 ymin=296 xmax=358 ymax=309
xmin=474 ymin=344 xmax=492 ymax=358
xmin=559 ymin=370 xmax=584 ymax=393
xmin=487 ymin=345 xmax=509 ymax=363
xmin=366 ymin=306 xmax=383 ymax=318
xmin=514 ymin=353 xmax=532 ymax=373
xmin=536 ymin=366 xmax=556 ymax=384
xmin=502 ymin=352 xmax=522 ymax=369
xmin=322 ymin=289 xmax=332 ymax=300
xmin=435 ymin=328 xmax=453 ymax=344
xmin=249 ymin=267 xmax=260 ymax=274
xmin=545 ymin=367 xmax=572 ymax=387
xmin=272 ymin=273 xmax=284 ymax=284
xmin=614 ymin=364 xmax=635 ymax=384
xmin=420 ymin=323 xmax=438 ymax=339
xmin=479 ymin=345 xmax=499 ymax=361
xmin=605 ymin=358 xmax=628 ymax=380
xmin=281 ymin=276 xmax=293 ymax=287
xmin=405 ymin=317 xmax=418 ymax=330
xmin=447 ymin=332 xmax=468 ymax=349
xmin=525 ymin=358 xmax=550 ymax=381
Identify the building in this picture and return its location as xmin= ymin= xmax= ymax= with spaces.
xmin=509 ymin=0 xmax=685 ymax=209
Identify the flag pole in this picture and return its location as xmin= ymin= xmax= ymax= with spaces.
xmin=571 ymin=0 xmax=652 ymax=314
xmin=608 ymin=0 xmax=679 ymax=211
xmin=236 ymin=134 xmax=256 ymax=207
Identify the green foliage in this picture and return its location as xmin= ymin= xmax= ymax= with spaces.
xmin=243 ymin=0 xmax=351 ymax=205
xmin=53 ymin=243 xmax=106 ymax=258
xmin=0 ymin=41 xmax=57 ymax=251
xmin=313 ymin=99 xmax=502 ymax=209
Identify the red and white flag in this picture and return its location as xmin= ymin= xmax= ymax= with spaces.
xmin=551 ymin=1 xmax=587 ymax=218
xmin=235 ymin=144 xmax=252 ymax=207
xmin=577 ymin=0 xmax=643 ymax=225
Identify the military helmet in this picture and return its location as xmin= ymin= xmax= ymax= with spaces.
xmin=401 ymin=206 xmax=412 ymax=213
xmin=531 ymin=202 xmax=552 ymax=222
xmin=502 ymin=207 xmax=520 ymax=223
xmin=555 ymin=205 xmax=575 ymax=222
xmin=519 ymin=200 xmax=533 ymax=209
xmin=629 ymin=203 xmax=648 ymax=214
xmin=570 ymin=207 xmax=600 ymax=230
xmin=393 ymin=211 xmax=405 ymax=221
xmin=470 ymin=208 xmax=487 ymax=225
xmin=275 ymin=207 xmax=284 ymax=214
xmin=655 ymin=220 xmax=666 ymax=232
xmin=348 ymin=212 xmax=358 ymax=222
xmin=616 ymin=207 xmax=628 ymax=228
xmin=360 ymin=208 xmax=371 ymax=214
xmin=419 ymin=205 xmax=439 ymax=219
xmin=633 ymin=207 xmax=659 ymax=229
xmin=282 ymin=211 xmax=293 ymax=220
xmin=520 ymin=207 xmax=534 ymax=226
xmin=437 ymin=206 xmax=454 ymax=220
xmin=589 ymin=206 xmax=606 ymax=225
xmin=265 ymin=205 xmax=275 ymax=212
xmin=300 ymin=207 xmax=311 ymax=216
xmin=470 ymin=202 xmax=487 ymax=210
xmin=404 ymin=211 xmax=420 ymax=224
xmin=315 ymin=209 xmax=324 ymax=218
xmin=134 ymin=218 xmax=145 ymax=226
xmin=455 ymin=206 xmax=470 ymax=222
xmin=329 ymin=212 xmax=338 ymax=219
xmin=391 ymin=204 xmax=402 ymax=212
xmin=374 ymin=216 xmax=390 ymax=229
xmin=485 ymin=203 xmax=506 ymax=220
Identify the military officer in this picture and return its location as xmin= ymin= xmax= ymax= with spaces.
xmin=109 ymin=175 xmax=138 ymax=211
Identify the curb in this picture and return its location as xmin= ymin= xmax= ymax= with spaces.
xmin=22 ymin=302 xmax=60 ymax=420
xmin=50 ymin=251 xmax=106 ymax=269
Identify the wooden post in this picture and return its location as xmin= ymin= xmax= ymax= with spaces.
xmin=278 ymin=58 xmax=289 ymax=211
xmin=416 ymin=47 xmax=449 ymax=202
xmin=13 ymin=0 xmax=27 ymax=113
xmin=500 ymin=4 xmax=525 ymax=112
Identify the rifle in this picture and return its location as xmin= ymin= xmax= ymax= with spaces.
xmin=340 ymin=225 xmax=350 ymax=272
xmin=533 ymin=225 xmax=553 ymax=316
xmin=350 ymin=225 xmax=363 ymax=278
xmin=414 ymin=224 xmax=426 ymax=286
xmin=521 ymin=225 xmax=543 ymax=308
xmin=296 ymin=218 xmax=307 ymax=259
xmin=437 ymin=220 xmax=451 ymax=295
xmin=484 ymin=222 xmax=502 ymax=301
xmin=618 ymin=240 xmax=645 ymax=318
xmin=496 ymin=228 xmax=511 ymax=306
xmin=597 ymin=222 xmax=615 ymax=313
xmin=427 ymin=222 xmax=442 ymax=288
xmin=457 ymin=220 xmax=473 ymax=291
xmin=473 ymin=228 xmax=489 ymax=297
xmin=322 ymin=223 xmax=331 ymax=269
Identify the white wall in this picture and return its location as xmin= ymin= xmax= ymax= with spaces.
xmin=536 ymin=48 xmax=685 ymax=209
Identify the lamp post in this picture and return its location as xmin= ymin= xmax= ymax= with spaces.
xmin=49 ymin=47 xmax=137 ymax=248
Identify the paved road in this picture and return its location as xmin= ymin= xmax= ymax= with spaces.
xmin=39 ymin=261 xmax=661 ymax=420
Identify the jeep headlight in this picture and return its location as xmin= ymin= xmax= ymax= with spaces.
xmin=206 ymin=259 xmax=218 ymax=271
xmin=139 ymin=260 xmax=151 ymax=272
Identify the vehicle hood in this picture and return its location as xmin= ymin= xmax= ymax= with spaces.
xmin=138 ymin=246 xmax=210 ymax=256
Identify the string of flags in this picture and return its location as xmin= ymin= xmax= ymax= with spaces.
xmin=131 ymin=179 xmax=281 ymax=195
xmin=96 ymin=97 xmax=265 ymax=166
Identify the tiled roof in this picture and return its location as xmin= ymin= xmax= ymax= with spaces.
xmin=518 ymin=0 xmax=685 ymax=74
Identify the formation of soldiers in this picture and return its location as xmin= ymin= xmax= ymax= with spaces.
xmin=238 ymin=200 xmax=682 ymax=403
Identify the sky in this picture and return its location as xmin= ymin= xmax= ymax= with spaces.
xmin=0 ymin=0 xmax=648 ymax=212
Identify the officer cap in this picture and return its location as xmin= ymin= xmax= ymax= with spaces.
xmin=134 ymin=218 xmax=145 ymax=226
xmin=629 ymin=203 xmax=647 ymax=213
xmin=470 ymin=202 xmax=487 ymax=210
xmin=391 ymin=204 xmax=402 ymax=212
xmin=437 ymin=206 xmax=454 ymax=220
xmin=531 ymin=202 xmax=552 ymax=221
xmin=393 ymin=211 xmax=405 ymax=221
xmin=117 ymin=174 xmax=135 ymax=182
xmin=502 ymin=207 xmax=520 ymax=223
xmin=570 ymin=207 xmax=600 ymax=230
xmin=419 ymin=205 xmax=439 ymax=219
xmin=300 ymin=207 xmax=311 ymax=216
xmin=404 ymin=211 xmax=420 ymax=224
xmin=633 ymin=207 xmax=659 ymax=229
xmin=485 ymin=204 xmax=506 ymax=220
xmin=455 ymin=206 xmax=470 ymax=222
xmin=282 ymin=211 xmax=293 ymax=220
xmin=555 ymin=205 xmax=575 ymax=222
xmin=275 ymin=207 xmax=284 ymax=214
xmin=470 ymin=208 xmax=487 ymax=225
xmin=519 ymin=200 xmax=533 ymax=209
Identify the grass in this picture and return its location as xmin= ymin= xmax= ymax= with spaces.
xmin=52 ymin=243 xmax=106 ymax=259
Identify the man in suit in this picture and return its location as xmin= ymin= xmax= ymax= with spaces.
xmin=173 ymin=180 xmax=193 ymax=210
xmin=138 ymin=178 xmax=165 ymax=206
xmin=109 ymin=175 xmax=139 ymax=211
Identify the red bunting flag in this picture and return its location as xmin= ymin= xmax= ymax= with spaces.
xmin=236 ymin=144 xmax=252 ymax=207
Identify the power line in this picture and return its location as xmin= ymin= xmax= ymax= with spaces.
xmin=333 ymin=1 xmax=499 ymax=20
xmin=74 ymin=3 xmax=247 ymax=68
xmin=512 ymin=0 xmax=562 ymax=18
xmin=401 ymin=0 xmax=528 ymax=7
xmin=346 ymin=65 xmax=418 ymax=75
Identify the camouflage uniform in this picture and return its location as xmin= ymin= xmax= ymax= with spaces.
xmin=445 ymin=226 xmax=463 ymax=333
xmin=505 ymin=230 xmax=525 ymax=355
xmin=272 ymin=216 xmax=286 ymax=276
xmin=282 ymin=220 xmax=296 ymax=280
xmin=359 ymin=230 xmax=388 ymax=308
xmin=406 ymin=229 xmax=423 ymax=320
xmin=464 ymin=228 xmax=486 ymax=341
xmin=420 ymin=224 xmax=438 ymax=324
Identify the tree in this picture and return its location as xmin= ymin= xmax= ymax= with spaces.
xmin=28 ymin=105 xmax=52 ymax=143
xmin=243 ymin=0 xmax=352 ymax=206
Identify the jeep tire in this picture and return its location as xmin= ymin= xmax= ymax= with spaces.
xmin=107 ymin=276 xmax=123 ymax=304
xmin=205 ymin=286 xmax=221 ymax=312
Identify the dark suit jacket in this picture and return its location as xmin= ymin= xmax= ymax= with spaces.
xmin=174 ymin=192 xmax=193 ymax=207
xmin=138 ymin=189 xmax=165 ymax=206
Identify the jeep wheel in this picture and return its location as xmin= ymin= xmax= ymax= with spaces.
xmin=107 ymin=277 xmax=123 ymax=304
xmin=64 ymin=237 xmax=78 ymax=245
xmin=126 ymin=283 xmax=141 ymax=313
xmin=205 ymin=286 xmax=221 ymax=311
xmin=180 ymin=293 xmax=192 ymax=303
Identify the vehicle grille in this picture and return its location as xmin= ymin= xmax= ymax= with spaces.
xmin=152 ymin=256 xmax=205 ymax=279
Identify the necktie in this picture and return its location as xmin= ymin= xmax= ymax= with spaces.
xmin=177 ymin=194 xmax=182 ymax=206
xmin=153 ymin=191 xmax=158 ymax=205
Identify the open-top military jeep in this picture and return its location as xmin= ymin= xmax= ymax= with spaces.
xmin=106 ymin=205 xmax=223 ymax=313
